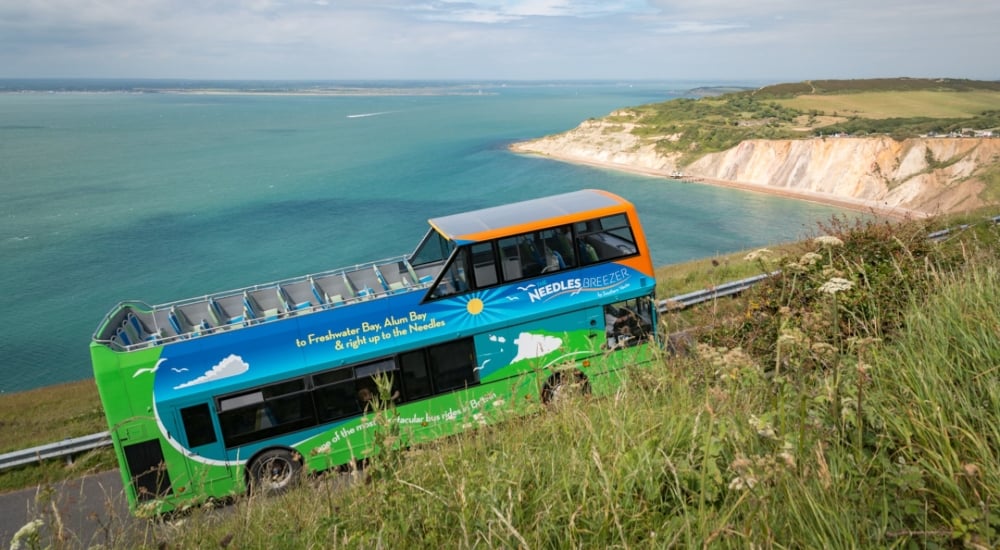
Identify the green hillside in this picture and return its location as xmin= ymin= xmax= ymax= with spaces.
xmin=611 ymin=77 xmax=1000 ymax=164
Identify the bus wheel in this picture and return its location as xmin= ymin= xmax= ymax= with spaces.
xmin=248 ymin=449 xmax=302 ymax=495
xmin=542 ymin=370 xmax=589 ymax=404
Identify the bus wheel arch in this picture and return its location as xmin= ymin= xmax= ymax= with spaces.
xmin=541 ymin=369 xmax=590 ymax=404
xmin=246 ymin=447 xmax=303 ymax=496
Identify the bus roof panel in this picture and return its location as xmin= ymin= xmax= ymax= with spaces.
xmin=429 ymin=189 xmax=627 ymax=241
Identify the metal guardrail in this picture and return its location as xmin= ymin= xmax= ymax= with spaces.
xmin=658 ymin=272 xmax=778 ymax=313
xmin=927 ymin=214 xmax=1000 ymax=242
xmin=0 ymin=432 xmax=112 ymax=472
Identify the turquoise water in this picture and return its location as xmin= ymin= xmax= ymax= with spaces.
xmin=0 ymin=81 xmax=845 ymax=392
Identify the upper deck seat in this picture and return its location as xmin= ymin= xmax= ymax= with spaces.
xmin=170 ymin=306 xmax=209 ymax=337
xmin=277 ymin=286 xmax=312 ymax=313
xmin=123 ymin=313 xmax=160 ymax=344
xmin=208 ymin=298 xmax=244 ymax=327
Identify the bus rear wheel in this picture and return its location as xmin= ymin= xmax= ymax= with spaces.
xmin=248 ymin=449 xmax=302 ymax=495
xmin=542 ymin=370 xmax=589 ymax=404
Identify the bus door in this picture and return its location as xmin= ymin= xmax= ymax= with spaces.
xmin=175 ymin=403 xmax=233 ymax=491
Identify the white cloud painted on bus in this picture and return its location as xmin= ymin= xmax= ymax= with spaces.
xmin=174 ymin=354 xmax=250 ymax=390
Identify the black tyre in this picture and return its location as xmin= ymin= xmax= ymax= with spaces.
xmin=248 ymin=449 xmax=302 ymax=495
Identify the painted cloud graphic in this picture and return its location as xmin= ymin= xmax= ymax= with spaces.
xmin=174 ymin=354 xmax=249 ymax=389
xmin=511 ymin=332 xmax=562 ymax=363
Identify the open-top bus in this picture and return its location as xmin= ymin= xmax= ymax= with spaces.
xmin=90 ymin=189 xmax=658 ymax=514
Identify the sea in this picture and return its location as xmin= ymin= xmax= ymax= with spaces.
xmin=0 ymin=79 xmax=851 ymax=393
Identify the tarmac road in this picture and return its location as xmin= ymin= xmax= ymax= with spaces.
xmin=0 ymin=469 xmax=146 ymax=548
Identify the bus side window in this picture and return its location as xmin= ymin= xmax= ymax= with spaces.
xmin=313 ymin=368 xmax=361 ymax=422
xmin=548 ymin=226 xmax=577 ymax=268
xmin=470 ymin=242 xmax=499 ymax=288
xmin=428 ymin=338 xmax=478 ymax=392
xmin=429 ymin=248 xmax=470 ymax=299
xmin=498 ymin=236 xmax=523 ymax=281
xmin=576 ymin=216 xmax=637 ymax=264
xmin=180 ymin=403 xmax=217 ymax=448
xmin=399 ymin=350 xmax=433 ymax=400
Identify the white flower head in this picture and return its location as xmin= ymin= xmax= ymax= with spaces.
xmin=744 ymin=248 xmax=772 ymax=261
xmin=819 ymin=277 xmax=854 ymax=295
xmin=10 ymin=519 xmax=44 ymax=550
xmin=814 ymin=235 xmax=844 ymax=247
xmin=798 ymin=252 xmax=823 ymax=266
xmin=728 ymin=475 xmax=757 ymax=491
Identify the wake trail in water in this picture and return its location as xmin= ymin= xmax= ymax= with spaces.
xmin=346 ymin=111 xmax=392 ymax=119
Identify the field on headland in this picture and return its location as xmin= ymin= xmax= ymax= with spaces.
xmin=775 ymin=90 xmax=1000 ymax=120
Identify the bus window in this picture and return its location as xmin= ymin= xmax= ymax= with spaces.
xmin=576 ymin=215 xmax=638 ymax=265
xmin=399 ymin=350 xmax=433 ymax=400
xmin=217 ymin=379 xmax=316 ymax=448
xmin=313 ymin=368 xmax=361 ymax=422
xmin=354 ymin=357 xmax=401 ymax=406
xmin=428 ymin=248 xmax=470 ymax=299
xmin=498 ymin=237 xmax=523 ymax=281
xmin=603 ymin=296 xmax=654 ymax=349
xmin=180 ymin=403 xmax=217 ymax=448
xmin=470 ymin=242 xmax=499 ymax=288
xmin=428 ymin=338 xmax=478 ymax=392
xmin=547 ymin=225 xmax=577 ymax=269
xmin=410 ymin=230 xmax=453 ymax=267
xmin=538 ymin=227 xmax=574 ymax=273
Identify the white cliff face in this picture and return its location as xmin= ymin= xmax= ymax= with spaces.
xmin=688 ymin=137 xmax=1000 ymax=213
xmin=512 ymin=119 xmax=1000 ymax=214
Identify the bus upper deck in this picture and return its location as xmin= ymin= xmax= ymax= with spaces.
xmin=91 ymin=189 xmax=651 ymax=352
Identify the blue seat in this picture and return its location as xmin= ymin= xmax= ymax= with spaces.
xmin=277 ymin=287 xmax=311 ymax=312
xmin=168 ymin=309 xmax=184 ymax=335
xmin=209 ymin=298 xmax=244 ymax=326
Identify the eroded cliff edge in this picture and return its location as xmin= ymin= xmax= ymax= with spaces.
xmin=511 ymin=117 xmax=1000 ymax=215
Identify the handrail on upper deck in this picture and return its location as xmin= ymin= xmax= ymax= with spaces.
xmin=93 ymin=254 xmax=440 ymax=352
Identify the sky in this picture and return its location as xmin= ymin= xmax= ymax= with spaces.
xmin=1 ymin=0 xmax=998 ymax=82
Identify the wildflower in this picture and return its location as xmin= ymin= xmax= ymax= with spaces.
xmin=818 ymin=277 xmax=854 ymax=295
xmin=783 ymin=262 xmax=807 ymax=274
xmin=821 ymin=266 xmax=844 ymax=279
xmin=777 ymin=451 xmax=796 ymax=469
xmin=798 ymin=251 xmax=823 ymax=266
xmin=10 ymin=519 xmax=43 ymax=550
xmin=777 ymin=327 xmax=808 ymax=349
xmin=810 ymin=342 xmax=838 ymax=359
xmin=814 ymin=235 xmax=844 ymax=247
xmin=744 ymin=248 xmax=772 ymax=261
xmin=749 ymin=414 xmax=777 ymax=439
xmin=728 ymin=476 xmax=757 ymax=491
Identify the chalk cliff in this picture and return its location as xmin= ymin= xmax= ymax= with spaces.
xmin=512 ymin=117 xmax=1000 ymax=215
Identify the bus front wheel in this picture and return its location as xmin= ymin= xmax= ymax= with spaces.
xmin=248 ymin=449 xmax=302 ymax=495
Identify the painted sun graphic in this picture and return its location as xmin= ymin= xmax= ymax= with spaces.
xmin=466 ymin=297 xmax=485 ymax=315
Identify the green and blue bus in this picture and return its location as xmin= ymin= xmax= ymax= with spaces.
xmin=90 ymin=189 xmax=658 ymax=514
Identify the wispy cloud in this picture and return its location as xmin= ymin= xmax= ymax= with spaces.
xmin=654 ymin=20 xmax=747 ymax=34
xmin=0 ymin=0 xmax=996 ymax=80
xmin=410 ymin=0 xmax=651 ymax=24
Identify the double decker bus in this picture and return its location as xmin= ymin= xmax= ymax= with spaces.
xmin=90 ymin=189 xmax=658 ymax=514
